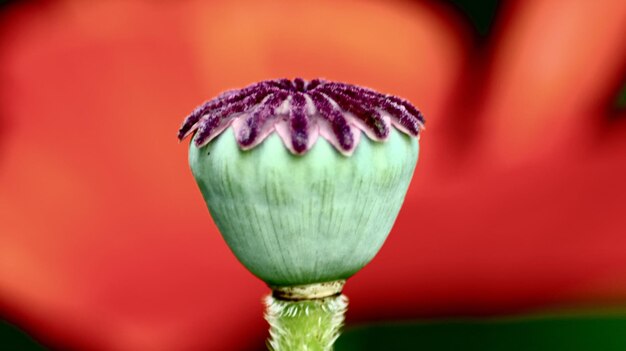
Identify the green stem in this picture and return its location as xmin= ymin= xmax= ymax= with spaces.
xmin=265 ymin=294 xmax=348 ymax=351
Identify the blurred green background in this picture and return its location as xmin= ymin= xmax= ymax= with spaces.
xmin=337 ymin=312 xmax=626 ymax=351
xmin=0 ymin=319 xmax=46 ymax=350
xmin=4 ymin=311 xmax=626 ymax=350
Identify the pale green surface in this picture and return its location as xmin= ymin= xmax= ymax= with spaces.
xmin=189 ymin=129 xmax=418 ymax=286
xmin=265 ymin=295 xmax=347 ymax=351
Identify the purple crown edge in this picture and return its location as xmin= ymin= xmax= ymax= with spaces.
xmin=178 ymin=78 xmax=425 ymax=156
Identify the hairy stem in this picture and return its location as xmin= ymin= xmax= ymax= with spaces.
xmin=265 ymin=294 xmax=348 ymax=351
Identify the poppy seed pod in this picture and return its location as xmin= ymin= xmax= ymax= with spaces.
xmin=179 ymin=78 xmax=424 ymax=349
xmin=189 ymin=121 xmax=418 ymax=287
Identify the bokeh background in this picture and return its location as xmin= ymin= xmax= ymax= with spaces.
xmin=1 ymin=0 xmax=625 ymax=350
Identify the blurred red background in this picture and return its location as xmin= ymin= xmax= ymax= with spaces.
xmin=1 ymin=0 xmax=625 ymax=350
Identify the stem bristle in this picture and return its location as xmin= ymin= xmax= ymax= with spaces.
xmin=265 ymin=294 xmax=348 ymax=351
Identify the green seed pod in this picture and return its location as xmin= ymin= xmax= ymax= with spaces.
xmin=179 ymin=78 xmax=424 ymax=350
xmin=189 ymin=127 xmax=418 ymax=286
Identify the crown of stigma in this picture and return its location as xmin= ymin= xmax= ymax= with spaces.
xmin=178 ymin=78 xmax=425 ymax=155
